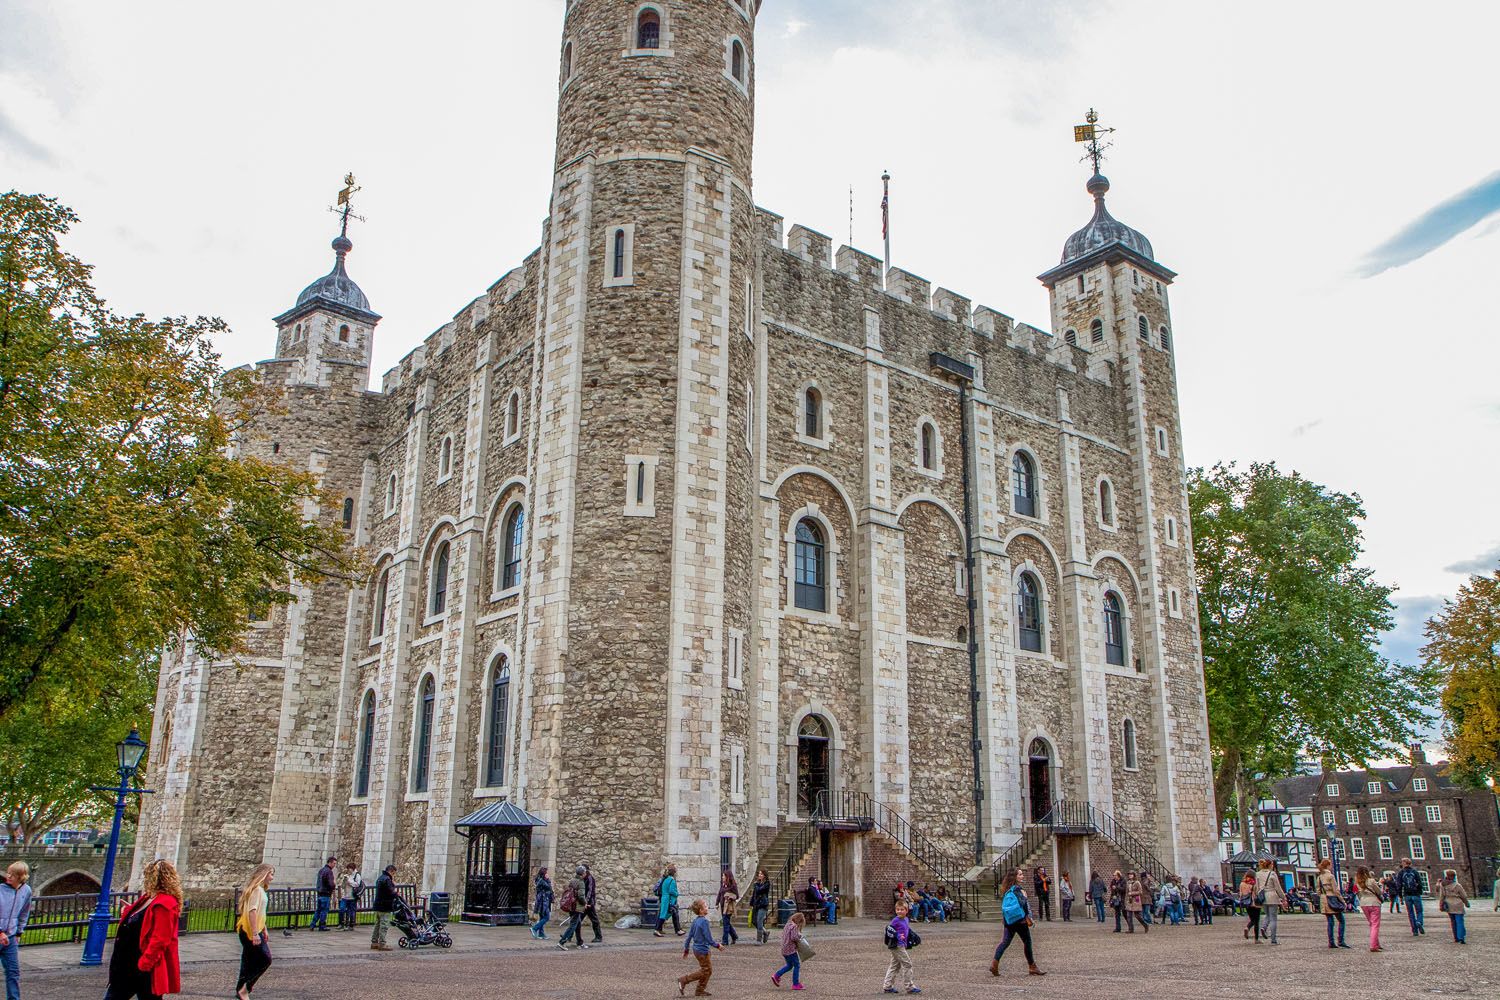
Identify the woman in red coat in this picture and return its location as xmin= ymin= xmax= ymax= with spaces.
xmin=104 ymin=858 xmax=182 ymax=999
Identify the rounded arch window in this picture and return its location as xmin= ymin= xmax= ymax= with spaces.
xmin=338 ymin=324 xmax=350 ymax=343
xmin=1090 ymin=318 xmax=1104 ymax=344
xmin=803 ymin=386 xmax=822 ymax=438
xmin=730 ymin=38 xmax=746 ymax=83
xmin=1099 ymin=478 xmax=1115 ymax=526
xmin=793 ymin=518 xmax=827 ymax=612
xmin=439 ymin=435 xmax=454 ymax=478
xmin=371 ymin=567 xmax=390 ymax=639
xmin=561 ymin=40 xmax=574 ymax=81
xmin=919 ymin=421 xmax=937 ymax=470
xmin=798 ymin=714 xmax=830 ymax=740
xmin=1138 ymin=315 xmax=1149 ymax=340
xmin=430 ymin=540 xmax=451 ymax=615
xmin=636 ymin=8 xmax=660 ymax=49
xmin=485 ymin=656 xmax=511 ymax=786
xmin=1123 ymin=718 xmax=1139 ymax=770
xmin=1160 ymin=325 xmax=1172 ymax=351
xmin=386 ymin=473 xmax=398 ymax=512
xmin=355 ymin=689 xmax=376 ymax=797
xmin=413 ymin=675 xmax=435 ymax=792
xmin=342 ymin=496 xmax=355 ymax=529
xmin=1063 ymin=329 xmax=1077 ymax=346
xmin=1012 ymin=451 xmax=1038 ymax=517
xmin=506 ymin=390 xmax=521 ymax=438
xmin=1028 ymin=737 xmax=1051 ymax=761
xmin=500 ymin=505 xmax=525 ymax=590
xmin=1016 ymin=572 xmax=1043 ymax=652
xmin=1103 ymin=591 xmax=1125 ymax=666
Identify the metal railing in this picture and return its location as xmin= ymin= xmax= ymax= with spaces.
xmin=980 ymin=799 xmax=1175 ymax=893
xmin=1083 ymin=802 xmax=1174 ymax=886
xmin=983 ymin=821 xmax=1055 ymax=897
xmin=816 ymin=789 xmax=981 ymax=920
xmin=771 ymin=815 xmax=820 ymax=906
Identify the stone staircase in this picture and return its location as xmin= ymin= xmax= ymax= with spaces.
xmin=762 ymin=819 xmax=819 ymax=903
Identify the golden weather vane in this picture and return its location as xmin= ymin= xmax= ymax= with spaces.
xmin=329 ymin=172 xmax=366 ymax=237
xmin=1073 ymin=108 xmax=1116 ymax=175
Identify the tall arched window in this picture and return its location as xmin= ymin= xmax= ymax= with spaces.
xmin=730 ymin=39 xmax=746 ymax=82
xmin=1099 ymin=479 xmax=1114 ymax=527
xmin=561 ymin=41 xmax=573 ymax=81
xmin=371 ymin=567 xmax=390 ymax=639
xmin=919 ymin=422 xmax=937 ymax=470
xmin=1012 ymin=451 xmax=1037 ymax=517
xmin=439 ymin=435 xmax=453 ymax=479
xmin=1160 ymin=325 xmax=1172 ymax=351
xmin=413 ymin=676 xmax=435 ymax=792
xmin=612 ymin=228 xmax=627 ymax=279
xmin=430 ymin=541 xmax=451 ymax=615
xmin=501 ymin=506 xmax=525 ymax=590
xmin=1137 ymin=315 xmax=1149 ymax=340
xmin=1016 ymin=572 xmax=1043 ymax=652
xmin=506 ymin=391 xmax=521 ymax=438
xmin=486 ymin=657 xmax=511 ymax=786
xmin=636 ymin=9 xmax=660 ymax=49
xmin=804 ymin=387 xmax=821 ymax=438
xmin=356 ymin=690 xmax=375 ymax=797
xmin=386 ymin=474 xmax=398 ymax=512
xmin=635 ymin=461 xmax=647 ymax=504
xmin=794 ymin=519 xmax=826 ymax=612
xmin=1103 ymin=592 xmax=1125 ymax=666
xmin=1090 ymin=318 xmax=1104 ymax=344
xmin=342 ymin=497 xmax=355 ymax=529
xmin=1123 ymin=718 xmax=1138 ymax=770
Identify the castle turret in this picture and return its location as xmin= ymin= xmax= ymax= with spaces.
xmin=272 ymin=229 xmax=380 ymax=385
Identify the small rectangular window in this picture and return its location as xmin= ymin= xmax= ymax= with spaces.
xmin=1378 ymin=836 xmax=1393 ymax=860
xmin=727 ymin=628 xmax=744 ymax=688
xmin=744 ymin=379 xmax=754 ymax=451
xmin=1322 ymin=809 xmax=1335 ymax=826
xmin=719 ymin=833 xmax=735 ymax=871
xmin=1408 ymin=836 xmax=1424 ymax=860
xmin=1367 ymin=781 xmax=1382 ymax=795
xmin=1371 ymin=807 xmax=1387 ymax=824
xmin=1418 ymin=870 xmax=1431 ymax=893
xmin=744 ymin=278 xmax=754 ymax=340
xmin=1398 ymin=805 xmax=1414 ymax=824
xmin=1425 ymin=805 xmax=1441 ymax=823
xmin=1325 ymin=784 xmax=1340 ymax=797
xmin=1345 ymin=809 xmax=1359 ymax=825
xmin=730 ymin=745 xmax=745 ymax=802
xmin=1351 ymin=838 xmax=1365 ymax=860
xmin=1412 ymin=777 xmax=1428 ymax=792
xmin=1438 ymin=835 xmax=1454 ymax=860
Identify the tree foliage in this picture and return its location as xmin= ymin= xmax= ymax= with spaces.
xmin=0 ymin=191 xmax=356 ymax=721
xmin=1428 ymin=569 xmax=1500 ymax=786
xmin=1190 ymin=461 xmax=1439 ymax=823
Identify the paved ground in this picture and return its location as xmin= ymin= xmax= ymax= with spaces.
xmin=19 ymin=908 xmax=1500 ymax=998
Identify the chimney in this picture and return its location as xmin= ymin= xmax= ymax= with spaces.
xmin=1409 ymin=742 xmax=1427 ymax=766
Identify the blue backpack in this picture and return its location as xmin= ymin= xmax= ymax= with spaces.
xmin=1002 ymin=886 xmax=1027 ymax=923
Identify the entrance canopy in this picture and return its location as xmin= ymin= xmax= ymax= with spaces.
xmin=454 ymin=802 xmax=548 ymax=836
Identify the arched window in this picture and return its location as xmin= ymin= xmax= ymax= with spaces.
xmin=439 ymin=435 xmax=453 ymax=479
xmin=1012 ymin=451 xmax=1037 ymax=517
xmin=1016 ymin=572 xmax=1042 ymax=652
xmin=1099 ymin=479 xmax=1114 ymax=527
xmin=1103 ymin=592 xmax=1125 ymax=666
xmin=1138 ymin=315 xmax=1149 ymax=341
xmin=803 ymin=387 xmax=821 ymax=438
xmin=1063 ymin=329 xmax=1077 ymax=346
xmin=612 ymin=228 xmax=627 ymax=279
xmin=1123 ymin=718 xmax=1138 ymax=770
xmin=338 ymin=324 xmax=350 ymax=343
xmin=342 ymin=497 xmax=355 ymax=529
xmin=386 ymin=474 xmax=398 ymax=513
xmin=1160 ymin=325 xmax=1172 ymax=351
xmin=413 ymin=676 xmax=435 ymax=792
xmin=794 ymin=518 xmax=826 ymax=612
xmin=506 ymin=391 xmax=521 ymax=439
xmin=635 ymin=461 xmax=647 ymax=504
xmin=356 ymin=690 xmax=375 ymax=797
xmin=486 ymin=657 xmax=511 ymax=786
xmin=371 ymin=567 xmax=390 ymax=639
xmin=730 ymin=39 xmax=746 ymax=82
xmin=501 ymin=506 xmax=525 ymax=590
xmin=919 ymin=422 xmax=937 ymax=471
xmin=1090 ymin=318 xmax=1104 ymax=344
xmin=636 ymin=8 xmax=660 ymax=49
xmin=561 ymin=41 xmax=573 ymax=81
xmin=430 ymin=541 xmax=451 ymax=615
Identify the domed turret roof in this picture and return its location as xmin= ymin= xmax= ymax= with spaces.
xmin=296 ymin=235 xmax=373 ymax=313
xmin=1060 ymin=173 xmax=1154 ymax=264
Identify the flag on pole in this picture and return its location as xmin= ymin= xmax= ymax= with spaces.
xmin=881 ymin=185 xmax=889 ymax=239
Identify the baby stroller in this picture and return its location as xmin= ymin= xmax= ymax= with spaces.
xmin=394 ymin=895 xmax=453 ymax=949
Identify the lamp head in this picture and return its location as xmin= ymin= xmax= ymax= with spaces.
xmin=118 ymin=726 xmax=148 ymax=774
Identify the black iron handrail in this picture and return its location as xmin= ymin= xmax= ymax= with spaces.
xmin=981 ymin=799 xmax=1174 ymax=892
xmin=772 ymin=814 xmax=820 ymax=905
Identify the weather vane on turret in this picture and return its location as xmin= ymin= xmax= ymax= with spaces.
xmin=329 ymin=172 xmax=365 ymax=238
xmin=1073 ymin=109 xmax=1116 ymax=175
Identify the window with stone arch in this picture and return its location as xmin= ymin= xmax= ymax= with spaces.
xmin=498 ymin=503 xmax=525 ymax=592
xmin=370 ymin=566 xmax=391 ymax=640
xmin=612 ymin=228 xmax=627 ymax=278
xmin=561 ymin=39 xmax=574 ymax=83
xmin=1098 ymin=477 xmax=1115 ymax=528
xmin=1012 ymin=449 xmax=1039 ymax=518
xmin=429 ymin=540 xmax=451 ymax=616
xmin=1122 ymin=717 xmax=1138 ymax=770
xmin=803 ymin=385 xmax=822 ymax=439
xmin=386 ymin=473 xmax=398 ymax=515
xmin=794 ymin=518 xmax=827 ymax=612
xmin=342 ymin=496 xmax=355 ymax=530
xmin=412 ymin=674 xmax=435 ymax=793
xmin=1159 ymin=325 xmax=1172 ymax=351
xmin=1063 ymin=329 xmax=1077 ymax=346
xmin=1138 ymin=314 xmax=1149 ymax=341
xmin=504 ymin=389 xmax=521 ymax=443
xmin=1090 ymin=317 xmax=1104 ymax=344
xmin=438 ymin=434 xmax=454 ymax=481
xmin=1016 ymin=571 xmax=1043 ymax=652
xmin=1103 ymin=590 xmax=1126 ymax=666
xmin=729 ymin=37 xmax=746 ymax=84
xmin=917 ymin=419 xmax=941 ymax=474
xmin=484 ymin=655 xmax=511 ymax=787
xmin=636 ymin=7 xmax=660 ymax=49
xmin=355 ymin=689 xmax=376 ymax=798
xmin=338 ymin=324 xmax=350 ymax=343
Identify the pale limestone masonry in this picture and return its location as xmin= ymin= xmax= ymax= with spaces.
xmin=134 ymin=0 xmax=1219 ymax=908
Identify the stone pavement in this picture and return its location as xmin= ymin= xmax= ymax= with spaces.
xmin=18 ymin=909 xmax=1499 ymax=998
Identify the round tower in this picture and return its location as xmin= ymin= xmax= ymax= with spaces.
xmin=524 ymin=0 xmax=764 ymax=904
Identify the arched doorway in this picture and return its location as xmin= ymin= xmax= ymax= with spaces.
xmin=797 ymin=715 xmax=831 ymax=814
xmin=1027 ymin=738 xmax=1053 ymax=823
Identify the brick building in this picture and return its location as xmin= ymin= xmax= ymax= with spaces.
xmin=133 ymin=0 xmax=1219 ymax=914
xmin=1309 ymin=746 xmax=1500 ymax=895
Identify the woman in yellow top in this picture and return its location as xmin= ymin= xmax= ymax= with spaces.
xmin=235 ymin=864 xmax=275 ymax=1000
xmin=1314 ymin=859 xmax=1349 ymax=949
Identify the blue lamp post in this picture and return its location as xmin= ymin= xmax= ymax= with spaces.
xmin=1326 ymin=820 xmax=1343 ymax=886
xmin=80 ymin=727 xmax=152 ymax=967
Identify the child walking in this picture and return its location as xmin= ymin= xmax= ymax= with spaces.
xmin=883 ymin=900 xmax=921 ymax=994
xmin=679 ymin=900 xmax=723 ymax=997
xmin=772 ymin=911 xmax=806 ymax=990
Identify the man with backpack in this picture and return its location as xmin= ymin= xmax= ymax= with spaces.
xmin=1397 ymin=859 xmax=1426 ymax=935
xmin=558 ymin=865 xmax=591 ymax=950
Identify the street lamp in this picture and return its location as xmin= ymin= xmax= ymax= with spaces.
xmin=1326 ymin=821 xmax=1343 ymax=887
xmin=80 ymin=726 xmax=153 ymax=967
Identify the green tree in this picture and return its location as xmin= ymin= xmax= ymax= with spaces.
xmin=0 ymin=192 xmax=356 ymax=720
xmin=1427 ymin=569 xmax=1500 ymax=786
xmin=1190 ymin=461 xmax=1438 ymax=826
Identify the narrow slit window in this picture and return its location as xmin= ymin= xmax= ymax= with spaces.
xmin=635 ymin=461 xmax=647 ymax=504
xmin=486 ymin=658 xmax=510 ymax=786
xmin=1099 ymin=479 xmax=1114 ymax=526
xmin=371 ymin=568 xmax=390 ymax=639
xmin=356 ymin=690 xmax=375 ymax=797
xmin=804 ymin=387 xmax=821 ymax=439
xmin=730 ymin=39 xmax=745 ymax=82
xmin=338 ymin=324 xmax=350 ymax=342
xmin=342 ymin=497 xmax=355 ymax=529
xmin=612 ymin=228 xmax=627 ymax=279
xmin=413 ymin=676 xmax=435 ymax=792
xmin=1103 ymin=592 xmax=1125 ymax=666
xmin=430 ymin=541 xmax=451 ymax=615
xmin=1123 ymin=718 xmax=1138 ymax=769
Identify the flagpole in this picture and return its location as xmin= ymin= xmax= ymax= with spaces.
xmin=881 ymin=171 xmax=891 ymax=274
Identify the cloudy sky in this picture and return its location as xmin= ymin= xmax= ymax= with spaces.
xmin=3 ymin=1 xmax=1496 ymax=715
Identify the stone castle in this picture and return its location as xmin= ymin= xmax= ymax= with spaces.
xmin=134 ymin=0 xmax=1220 ymax=915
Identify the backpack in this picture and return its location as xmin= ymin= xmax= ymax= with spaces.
xmin=560 ymin=884 xmax=578 ymax=914
xmin=352 ymin=877 xmax=365 ymax=902
xmin=884 ymin=924 xmax=899 ymax=949
xmin=1002 ymin=886 xmax=1027 ymax=924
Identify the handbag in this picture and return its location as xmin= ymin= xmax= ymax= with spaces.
xmin=1326 ymin=894 xmax=1346 ymax=913
xmin=796 ymin=938 xmax=815 ymax=961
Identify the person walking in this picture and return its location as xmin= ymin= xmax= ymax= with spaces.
xmin=1253 ymin=859 xmax=1285 ymax=945
xmin=1354 ymin=866 xmax=1384 ymax=952
xmin=0 ymin=862 xmax=33 ymax=1000
xmin=1059 ymin=871 xmax=1074 ymax=922
xmin=1089 ymin=871 xmax=1107 ymax=923
xmin=882 ymin=899 xmax=921 ymax=995
xmin=1315 ymin=859 xmax=1349 ymax=949
xmin=370 ymin=864 xmax=398 ymax=952
xmin=1438 ymin=870 xmax=1468 ymax=944
xmin=989 ymin=871 xmax=1044 ymax=977
xmin=716 ymin=869 xmax=740 ymax=945
xmin=772 ymin=911 xmax=806 ymax=990
xmin=1239 ymin=870 xmax=1262 ymax=942
xmin=311 ymin=856 xmax=336 ymax=932
xmin=678 ymin=900 xmax=723 ymax=997
xmin=1138 ymin=871 xmax=1156 ymax=926
xmin=1396 ymin=858 xmax=1425 ymax=935
xmin=1124 ymin=872 xmax=1147 ymax=933
xmin=1108 ymin=870 xmax=1126 ymax=932
xmin=1382 ymin=873 xmax=1401 ymax=914
xmin=558 ymin=865 xmax=591 ymax=950
xmin=235 ymin=864 xmax=274 ymax=1000
xmin=655 ymin=865 xmax=682 ymax=938
xmin=105 ymin=859 xmax=182 ymax=1000
xmin=580 ymin=862 xmax=604 ymax=944
xmin=749 ymin=869 xmax=772 ymax=945
xmin=532 ymin=867 xmax=554 ymax=939
xmin=336 ymin=865 xmax=361 ymax=930
xmin=1033 ymin=867 xmax=1052 ymax=922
